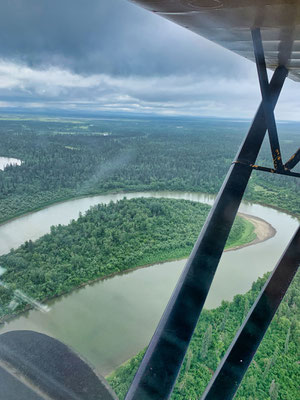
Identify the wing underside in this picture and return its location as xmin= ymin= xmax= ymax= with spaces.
xmin=130 ymin=0 xmax=300 ymax=82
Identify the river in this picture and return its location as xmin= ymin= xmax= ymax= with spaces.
xmin=0 ymin=156 xmax=22 ymax=171
xmin=0 ymin=191 xmax=298 ymax=375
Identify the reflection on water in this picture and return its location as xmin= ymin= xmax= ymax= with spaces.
xmin=0 ymin=156 xmax=22 ymax=171
xmin=0 ymin=191 xmax=298 ymax=375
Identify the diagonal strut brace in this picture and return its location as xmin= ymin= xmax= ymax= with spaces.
xmin=242 ymin=28 xmax=300 ymax=178
xmin=251 ymin=28 xmax=284 ymax=172
xmin=201 ymin=226 xmax=300 ymax=400
xmin=124 ymin=66 xmax=288 ymax=400
xmin=285 ymin=147 xmax=300 ymax=170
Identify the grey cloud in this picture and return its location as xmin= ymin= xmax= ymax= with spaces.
xmin=0 ymin=1 xmax=299 ymax=120
xmin=2 ymin=60 xmax=299 ymax=120
xmin=0 ymin=0 xmax=248 ymax=77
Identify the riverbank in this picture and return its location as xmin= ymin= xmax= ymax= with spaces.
xmin=0 ymin=189 xmax=124 ymax=226
xmin=0 ymin=198 xmax=261 ymax=324
xmin=0 ymin=193 xmax=297 ymax=375
xmin=107 ymin=271 xmax=300 ymax=400
xmin=0 ymin=185 xmax=298 ymax=227
xmin=227 ymin=213 xmax=276 ymax=251
xmin=0 ymin=210 xmax=274 ymax=326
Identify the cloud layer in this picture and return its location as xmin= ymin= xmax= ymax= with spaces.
xmin=0 ymin=0 xmax=243 ymax=77
xmin=0 ymin=0 xmax=299 ymax=119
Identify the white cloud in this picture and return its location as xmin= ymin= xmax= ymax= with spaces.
xmin=0 ymin=59 xmax=300 ymax=120
xmin=0 ymin=60 xmax=100 ymax=91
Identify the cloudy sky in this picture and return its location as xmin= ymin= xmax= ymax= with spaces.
xmin=0 ymin=0 xmax=299 ymax=120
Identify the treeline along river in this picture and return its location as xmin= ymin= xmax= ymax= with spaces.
xmin=0 ymin=116 xmax=299 ymax=224
xmin=0 ymin=191 xmax=298 ymax=375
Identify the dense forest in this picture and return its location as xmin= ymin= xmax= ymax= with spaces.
xmin=0 ymin=115 xmax=298 ymax=399
xmin=0 ymin=116 xmax=299 ymax=224
xmin=108 ymin=270 xmax=300 ymax=400
xmin=0 ymin=197 xmax=254 ymax=321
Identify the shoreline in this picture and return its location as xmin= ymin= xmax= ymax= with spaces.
xmin=0 ymin=188 xmax=298 ymax=228
xmin=227 ymin=212 xmax=276 ymax=251
xmin=0 ymin=211 xmax=275 ymax=325
xmin=105 ymin=216 xmax=276 ymax=378
xmin=0 ymin=189 xmax=125 ymax=227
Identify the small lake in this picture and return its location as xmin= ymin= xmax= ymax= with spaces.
xmin=0 ymin=156 xmax=22 ymax=171
xmin=0 ymin=191 xmax=298 ymax=375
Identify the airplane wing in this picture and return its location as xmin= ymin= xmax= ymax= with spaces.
xmin=130 ymin=0 xmax=300 ymax=81
xmin=123 ymin=3 xmax=300 ymax=400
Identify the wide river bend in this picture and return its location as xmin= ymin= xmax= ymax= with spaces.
xmin=0 ymin=191 xmax=298 ymax=375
